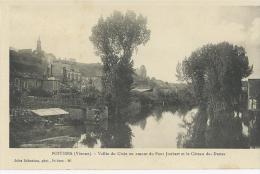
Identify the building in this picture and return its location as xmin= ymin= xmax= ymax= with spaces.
xmin=81 ymin=76 xmax=102 ymax=91
xmin=11 ymin=72 xmax=64 ymax=94
xmin=47 ymin=59 xmax=103 ymax=92
xmin=42 ymin=77 xmax=64 ymax=93
xmin=10 ymin=38 xmax=103 ymax=94
xmin=47 ymin=59 xmax=82 ymax=86
xmin=247 ymin=79 xmax=260 ymax=148
xmin=12 ymin=72 xmax=43 ymax=91
xmin=47 ymin=60 xmax=71 ymax=82
xmin=31 ymin=108 xmax=69 ymax=122
xmin=37 ymin=37 xmax=42 ymax=52
xmin=67 ymin=69 xmax=81 ymax=82
xmin=242 ymin=80 xmax=248 ymax=92
xmin=248 ymin=79 xmax=260 ymax=111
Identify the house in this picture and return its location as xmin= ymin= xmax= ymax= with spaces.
xmin=12 ymin=72 xmax=43 ymax=91
xmin=42 ymin=77 xmax=64 ymax=93
xmin=47 ymin=60 xmax=71 ymax=82
xmin=247 ymin=79 xmax=260 ymax=148
xmin=248 ymin=79 xmax=260 ymax=111
xmin=11 ymin=71 xmax=65 ymax=95
xmin=242 ymin=80 xmax=248 ymax=92
xmin=80 ymin=75 xmax=102 ymax=92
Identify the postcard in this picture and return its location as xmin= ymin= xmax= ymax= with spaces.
xmin=0 ymin=0 xmax=260 ymax=169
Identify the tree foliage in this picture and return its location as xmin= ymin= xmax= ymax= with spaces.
xmin=90 ymin=11 xmax=150 ymax=117
xmin=182 ymin=42 xmax=252 ymax=108
xmin=179 ymin=42 xmax=253 ymax=148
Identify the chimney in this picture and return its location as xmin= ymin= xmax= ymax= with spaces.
xmin=50 ymin=64 xmax=53 ymax=76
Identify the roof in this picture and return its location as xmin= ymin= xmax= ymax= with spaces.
xmin=12 ymin=72 xmax=43 ymax=80
xmin=131 ymin=88 xmax=153 ymax=93
xmin=31 ymin=108 xmax=69 ymax=117
xmin=47 ymin=77 xmax=57 ymax=80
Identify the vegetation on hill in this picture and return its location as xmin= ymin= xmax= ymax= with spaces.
xmin=77 ymin=62 xmax=102 ymax=77
xmin=10 ymin=50 xmax=47 ymax=75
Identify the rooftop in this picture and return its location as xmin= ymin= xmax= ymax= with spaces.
xmin=131 ymin=88 xmax=153 ymax=93
xmin=13 ymin=72 xmax=43 ymax=79
xmin=31 ymin=108 xmax=69 ymax=117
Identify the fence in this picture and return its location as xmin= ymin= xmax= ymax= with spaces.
xmin=10 ymin=108 xmax=32 ymax=118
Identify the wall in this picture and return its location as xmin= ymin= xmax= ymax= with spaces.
xmin=42 ymin=80 xmax=61 ymax=92
xmin=14 ymin=77 xmax=42 ymax=91
xmin=65 ymin=108 xmax=85 ymax=120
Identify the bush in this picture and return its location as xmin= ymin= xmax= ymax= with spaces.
xmin=29 ymin=87 xmax=52 ymax=97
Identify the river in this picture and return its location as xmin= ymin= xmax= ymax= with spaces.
xmin=74 ymin=106 xmax=198 ymax=148
xmin=17 ymin=105 xmax=250 ymax=148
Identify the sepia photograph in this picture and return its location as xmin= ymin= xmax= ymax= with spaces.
xmin=8 ymin=3 xmax=260 ymax=149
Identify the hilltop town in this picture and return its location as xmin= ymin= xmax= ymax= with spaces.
xmin=10 ymin=37 xmax=103 ymax=94
xmin=9 ymin=38 xmax=193 ymax=148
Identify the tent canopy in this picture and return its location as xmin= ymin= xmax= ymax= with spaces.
xmin=131 ymin=88 xmax=153 ymax=93
xmin=31 ymin=108 xmax=69 ymax=117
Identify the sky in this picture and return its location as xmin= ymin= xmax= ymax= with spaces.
xmin=9 ymin=2 xmax=260 ymax=82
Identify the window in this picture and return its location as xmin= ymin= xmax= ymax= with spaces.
xmin=249 ymin=98 xmax=257 ymax=110
xmin=242 ymin=87 xmax=247 ymax=91
xmin=15 ymin=78 xmax=19 ymax=85
xmin=253 ymin=99 xmax=257 ymax=109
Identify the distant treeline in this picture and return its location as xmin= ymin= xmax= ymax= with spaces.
xmin=9 ymin=49 xmax=103 ymax=78
xmin=132 ymin=77 xmax=196 ymax=109
xmin=10 ymin=50 xmax=47 ymax=75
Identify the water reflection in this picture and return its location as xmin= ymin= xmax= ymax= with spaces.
xmin=75 ymin=120 xmax=133 ymax=148
xmin=100 ymin=121 xmax=132 ymax=148
xmin=14 ymin=104 xmax=250 ymax=148
xmin=76 ymin=106 xmax=196 ymax=148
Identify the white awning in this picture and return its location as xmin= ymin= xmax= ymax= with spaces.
xmin=31 ymin=108 xmax=69 ymax=117
xmin=131 ymin=88 xmax=153 ymax=93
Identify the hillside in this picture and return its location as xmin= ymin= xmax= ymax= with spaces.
xmin=10 ymin=50 xmax=48 ymax=76
xmin=77 ymin=62 xmax=102 ymax=77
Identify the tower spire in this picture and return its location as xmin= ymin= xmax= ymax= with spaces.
xmin=37 ymin=36 xmax=42 ymax=52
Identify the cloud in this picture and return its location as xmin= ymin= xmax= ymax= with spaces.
xmin=247 ymin=18 xmax=260 ymax=47
xmin=244 ymin=18 xmax=260 ymax=78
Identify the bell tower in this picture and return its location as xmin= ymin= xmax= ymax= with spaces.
xmin=37 ymin=36 xmax=42 ymax=52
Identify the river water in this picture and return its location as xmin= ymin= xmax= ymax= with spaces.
xmin=129 ymin=109 xmax=197 ymax=148
xmin=74 ymin=106 xmax=197 ymax=148
xmin=18 ymin=106 xmax=250 ymax=148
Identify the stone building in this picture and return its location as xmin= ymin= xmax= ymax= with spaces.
xmin=12 ymin=73 xmax=43 ymax=91
xmin=248 ymin=79 xmax=260 ymax=111
xmin=42 ymin=77 xmax=64 ymax=93
xmin=247 ymin=79 xmax=260 ymax=148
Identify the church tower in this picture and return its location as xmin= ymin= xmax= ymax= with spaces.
xmin=37 ymin=36 xmax=42 ymax=52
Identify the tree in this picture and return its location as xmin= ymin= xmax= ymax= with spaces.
xmin=180 ymin=42 xmax=252 ymax=148
xmin=176 ymin=61 xmax=185 ymax=82
xmin=10 ymin=84 xmax=22 ymax=108
xmin=90 ymin=11 xmax=150 ymax=118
